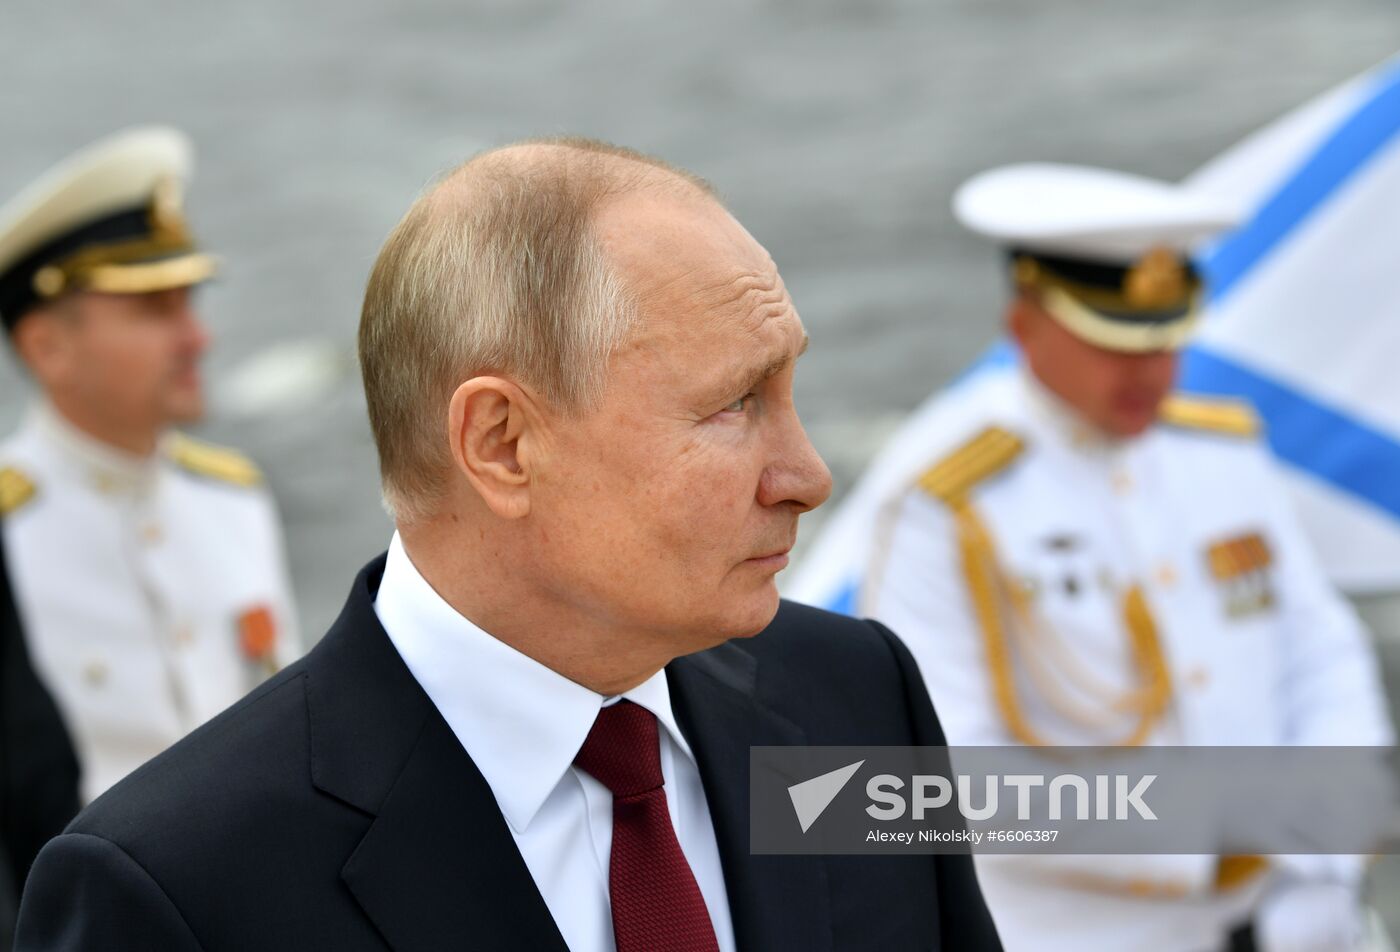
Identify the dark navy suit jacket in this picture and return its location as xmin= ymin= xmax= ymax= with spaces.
xmin=17 ymin=555 xmax=1000 ymax=951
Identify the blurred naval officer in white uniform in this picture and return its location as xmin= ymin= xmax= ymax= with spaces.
xmin=796 ymin=165 xmax=1393 ymax=952
xmin=0 ymin=127 xmax=300 ymax=805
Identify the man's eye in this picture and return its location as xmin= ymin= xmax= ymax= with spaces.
xmin=723 ymin=394 xmax=754 ymax=413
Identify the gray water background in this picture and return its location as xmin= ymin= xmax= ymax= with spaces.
xmin=3 ymin=0 xmax=1400 ymax=932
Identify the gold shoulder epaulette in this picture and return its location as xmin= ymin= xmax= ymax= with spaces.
xmin=166 ymin=433 xmax=263 ymax=488
xmin=1159 ymin=394 xmax=1260 ymax=438
xmin=916 ymin=426 xmax=1025 ymax=505
xmin=0 ymin=466 xmax=37 ymax=515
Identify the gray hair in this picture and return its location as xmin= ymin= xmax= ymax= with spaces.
xmin=358 ymin=137 xmax=714 ymax=522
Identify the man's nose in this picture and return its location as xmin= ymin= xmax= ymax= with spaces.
xmin=179 ymin=307 xmax=211 ymax=354
xmin=758 ymin=408 xmax=833 ymax=513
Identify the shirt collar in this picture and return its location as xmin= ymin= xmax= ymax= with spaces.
xmin=28 ymin=400 xmax=161 ymax=497
xmin=372 ymin=532 xmax=695 ymax=834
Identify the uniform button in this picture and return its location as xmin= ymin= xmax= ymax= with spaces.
xmin=83 ymin=660 xmax=109 ymax=688
xmin=141 ymin=523 xmax=164 ymax=545
xmin=1111 ymin=471 xmax=1133 ymax=495
xmin=1155 ymin=563 xmax=1178 ymax=589
xmin=1186 ymin=666 xmax=1210 ymax=690
xmin=174 ymin=624 xmax=196 ymax=648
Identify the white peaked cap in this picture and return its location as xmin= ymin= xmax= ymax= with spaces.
xmin=953 ymin=162 xmax=1244 ymax=261
xmin=0 ymin=126 xmax=193 ymax=278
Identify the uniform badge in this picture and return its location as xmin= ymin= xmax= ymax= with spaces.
xmin=1205 ymin=531 xmax=1275 ymax=618
xmin=1037 ymin=532 xmax=1096 ymax=600
xmin=237 ymin=604 xmax=279 ymax=675
xmin=149 ymin=175 xmax=192 ymax=246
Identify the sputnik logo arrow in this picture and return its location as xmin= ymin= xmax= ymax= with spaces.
xmin=787 ymin=760 xmax=865 ymax=833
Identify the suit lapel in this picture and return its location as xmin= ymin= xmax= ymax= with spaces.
xmin=340 ymin=713 xmax=569 ymax=952
xmin=668 ymin=643 xmax=834 ymax=952
xmin=306 ymin=556 xmax=568 ymax=952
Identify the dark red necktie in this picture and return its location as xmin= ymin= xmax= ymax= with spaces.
xmin=573 ymin=700 xmax=722 ymax=952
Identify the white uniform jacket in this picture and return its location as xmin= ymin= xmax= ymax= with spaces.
xmin=853 ymin=366 xmax=1393 ymax=952
xmin=0 ymin=404 xmax=300 ymax=803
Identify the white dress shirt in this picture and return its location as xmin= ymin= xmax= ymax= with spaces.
xmin=373 ymin=532 xmax=736 ymax=952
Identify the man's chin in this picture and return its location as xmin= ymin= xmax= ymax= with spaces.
xmin=721 ymin=586 xmax=782 ymax=642
xmin=1105 ymin=408 xmax=1157 ymax=439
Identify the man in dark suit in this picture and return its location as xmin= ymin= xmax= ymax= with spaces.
xmin=0 ymin=528 xmax=79 ymax=949
xmin=17 ymin=138 xmax=1001 ymax=951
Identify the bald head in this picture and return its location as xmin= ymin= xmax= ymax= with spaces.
xmin=358 ymin=137 xmax=721 ymax=521
xmin=454 ymin=137 xmax=712 ymax=200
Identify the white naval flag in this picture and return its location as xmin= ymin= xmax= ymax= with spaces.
xmin=1181 ymin=56 xmax=1400 ymax=594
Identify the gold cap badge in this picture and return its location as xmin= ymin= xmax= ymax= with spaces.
xmin=148 ymin=175 xmax=191 ymax=247
xmin=1123 ymin=247 xmax=1187 ymax=310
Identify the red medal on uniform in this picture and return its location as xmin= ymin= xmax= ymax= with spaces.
xmin=237 ymin=604 xmax=279 ymax=674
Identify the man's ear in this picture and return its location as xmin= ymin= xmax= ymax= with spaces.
xmin=446 ymin=376 xmax=536 ymax=520
xmin=11 ymin=309 xmax=69 ymax=385
xmin=1006 ymin=291 xmax=1037 ymax=349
